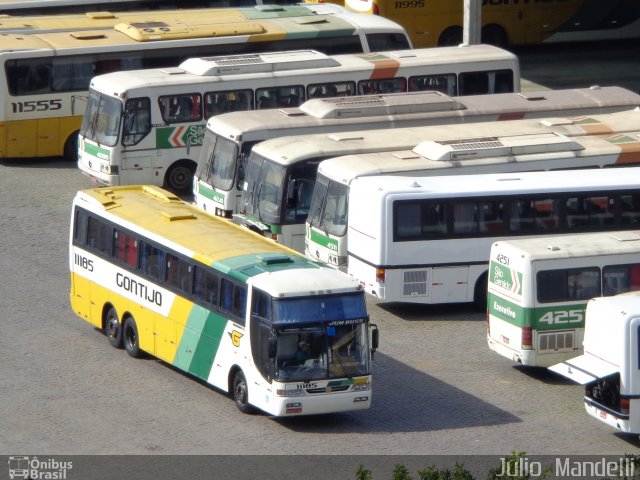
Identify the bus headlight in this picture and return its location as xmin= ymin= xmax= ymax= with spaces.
xmin=352 ymin=381 xmax=371 ymax=391
xmin=276 ymin=388 xmax=304 ymax=397
xmin=100 ymin=164 xmax=118 ymax=175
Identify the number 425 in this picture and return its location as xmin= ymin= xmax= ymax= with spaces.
xmin=538 ymin=310 xmax=584 ymax=324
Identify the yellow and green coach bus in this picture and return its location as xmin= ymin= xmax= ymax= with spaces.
xmin=69 ymin=185 xmax=379 ymax=416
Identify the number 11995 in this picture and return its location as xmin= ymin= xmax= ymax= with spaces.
xmin=395 ymin=0 xmax=424 ymax=8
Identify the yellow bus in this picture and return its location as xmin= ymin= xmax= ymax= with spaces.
xmin=0 ymin=0 xmax=226 ymax=16
xmin=70 ymin=185 xmax=379 ymax=416
xmin=0 ymin=2 xmax=306 ymax=34
xmin=341 ymin=0 xmax=640 ymax=48
xmin=0 ymin=5 xmax=409 ymax=162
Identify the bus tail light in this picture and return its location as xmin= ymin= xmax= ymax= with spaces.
xmin=522 ymin=326 xmax=533 ymax=350
xmin=376 ymin=268 xmax=385 ymax=283
xmin=486 ymin=311 xmax=490 ymax=335
xmin=373 ymin=2 xmax=379 ymax=14
xmin=620 ymin=398 xmax=629 ymax=415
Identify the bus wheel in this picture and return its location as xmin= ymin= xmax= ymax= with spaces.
xmin=165 ymin=161 xmax=196 ymax=195
xmin=105 ymin=306 xmax=123 ymax=349
xmin=64 ymin=132 xmax=79 ymax=162
xmin=474 ymin=273 xmax=488 ymax=312
xmin=438 ymin=26 xmax=463 ymax=46
xmin=482 ymin=24 xmax=508 ymax=48
xmin=123 ymin=316 xmax=143 ymax=358
xmin=233 ymin=371 xmax=253 ymax=414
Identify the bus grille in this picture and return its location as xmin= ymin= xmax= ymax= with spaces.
xmin=538 ymin=331 xmax=574 ymax=351
xmin=306 ymin=385 xmax=350 ymax=394
xmin=402 ymin=270 xmax=428 ymax=296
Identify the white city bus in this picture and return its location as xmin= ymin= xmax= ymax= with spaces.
xmin=306 ymin=109 xmax=640 ymax=269
xmin=195 ymin=86 xmax=640 ymax=219
xmin=487 ymin=231 xmax=640 ymax=368
xmin=70 ymin=185 xmax=379 ymax=416
xmin=550 ymin=292 xmax=640 ymax=436
xmin=78 ymin=43 xmax=518 ymax=193
xmin=1 ymin=5 xmax=410 ymax=165
xmin=344 ymin=168 xmax=640 ymax=307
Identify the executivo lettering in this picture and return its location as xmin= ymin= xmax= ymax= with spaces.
xmin=493 ymin=301 xmax=516 ymax=319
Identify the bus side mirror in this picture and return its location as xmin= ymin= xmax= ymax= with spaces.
xmin=236 ymin=153 xmax=246 ymax=190
xmin=371 ymin=324 xmax=379 ymax=354
xmin=285 ymin=178 xmax=296 ymax=208
xmin=268 ymin=336 xmax=277 ymax=359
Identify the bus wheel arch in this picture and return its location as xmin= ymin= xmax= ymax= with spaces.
xmin=164 ymin=159 xmax=196 ymax=195
xmin=473 ymin=271 xmax=488 ymax=312
xmin=123 ymin=314 xmax=143 ymax=358
xmin=482 ymin=24 xmax=509 ymax=48
xmin=63 ymin=131 xmax=79 ymax=162
xmin=438 ymin=26 xmax=463 ymax=46
xmin=103 ymin=303 xmax=123 ymax=349
xmin=231 ymin=368 xmax=254 ymax=414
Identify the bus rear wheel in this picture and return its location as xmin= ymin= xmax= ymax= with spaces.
xmin=105 ymin=306 xmax=123 ymax=349
xmin=438 ymin=26 xmax=463 ymax=46
xmin=233 ymin=371 xmax=253 ymax=414
xmin=474 ymin=273 xmax=488 ymax=312
xmin=64 ymin=132 xmax=79 ymax=162
xmin=482 ymin=24 xmax=508 ymax=48
xmin=165 ymin=161 xmax=196 ymax=194
xmin=123 ymin=316 xmax=143 ymax=358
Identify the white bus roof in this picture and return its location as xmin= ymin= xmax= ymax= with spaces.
xmin=206 ymin=86 xmax=640 ymax=140
xmin=491 ymin=230 xmax=640 ymax=262
xmin=88 ymin=43 xmax=516 ymax=96
xmin=348 ymin=166 xmax=640 ymax=200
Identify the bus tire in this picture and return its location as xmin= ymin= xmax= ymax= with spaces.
xmin=64 ymin=132 xmax=79 ymax=162
xmin=123 ymin=316 xmax=143 ymax=358
xmin=105 ymin=306 xmax=123 ymax=349
xmin=232 ymin=370 xmax=253 ymax=414
xmin=474 ymin=272 xmax=488 ymax=312
xmin=482 ymin=24 xmax=508 ymax=48
xmin=438 ymin=26 xmax=463 ymax=47
xmin=164 ymin=160 xmax=196 ymax=194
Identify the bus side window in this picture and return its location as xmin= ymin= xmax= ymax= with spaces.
xmin=122 ymin=97 xmax=151 ymax=146
xmin=87 ymin=216 xmax=112 ymax=257
xmin=113 ymin=229 xmax=138 ymax=268
xmin=193 ymin=265 xmax=219 ymax=307
xmin=221 ymin=278 xmax=246 ymax=324
xmin=458 ymin=71 xmax=490 ymax=95
xmin=139 ymin=241 xmax=165 ymax=279
xmin=409 ymin=74 xmax=456 ymax=95
xmin=73 ymin=208 xmax=89 ymax=245
xmin=166 ymin=253 xmax=193 ymax=294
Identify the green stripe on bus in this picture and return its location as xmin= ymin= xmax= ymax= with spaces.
xmin=197 ymin=181 xmax=224 ymax=205
xmin=83 ymin=142 xmax=110 ymax=160
xmin=489 ymin=260 xmax=522 ymax=296
xmin=309 ymin=229 xmax=338 ymax=252
xmin=174 ymin=306 xmax=227 ymax=379
xmin=488 ymin=293 xmax=525 ymax=327
xmin=155 ymin=125 xmax=206 ymax=149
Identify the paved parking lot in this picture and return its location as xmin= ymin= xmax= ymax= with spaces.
xmin=2 ymin=40 xmax=640 ymax=477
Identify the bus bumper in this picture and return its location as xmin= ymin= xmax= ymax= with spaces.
xmin=269 ymin=391 xmax=372 ymax=416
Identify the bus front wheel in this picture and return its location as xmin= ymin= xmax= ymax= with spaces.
xmin=233 ymin=371 xmax=253 ymax=414
xmin=165 ymin=161 xmax=196 ymax=194
xmin=123 ymin=316 xmax=143 ymax=358
xmin=105 ymin=306 xmax=123 ymax=349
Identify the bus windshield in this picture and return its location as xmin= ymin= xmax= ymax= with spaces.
xmin=308 ymin=174 xmax=349 ymax=238
xmin=272 ymin=293 xmax=369 ymax=382
xmin=196 ymin=132 xmax=239 ymax=192
xmin=241 ymin=152 xmax=319 ymax=225
xmin=80 ymin=90 xmax=122 ymax=147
